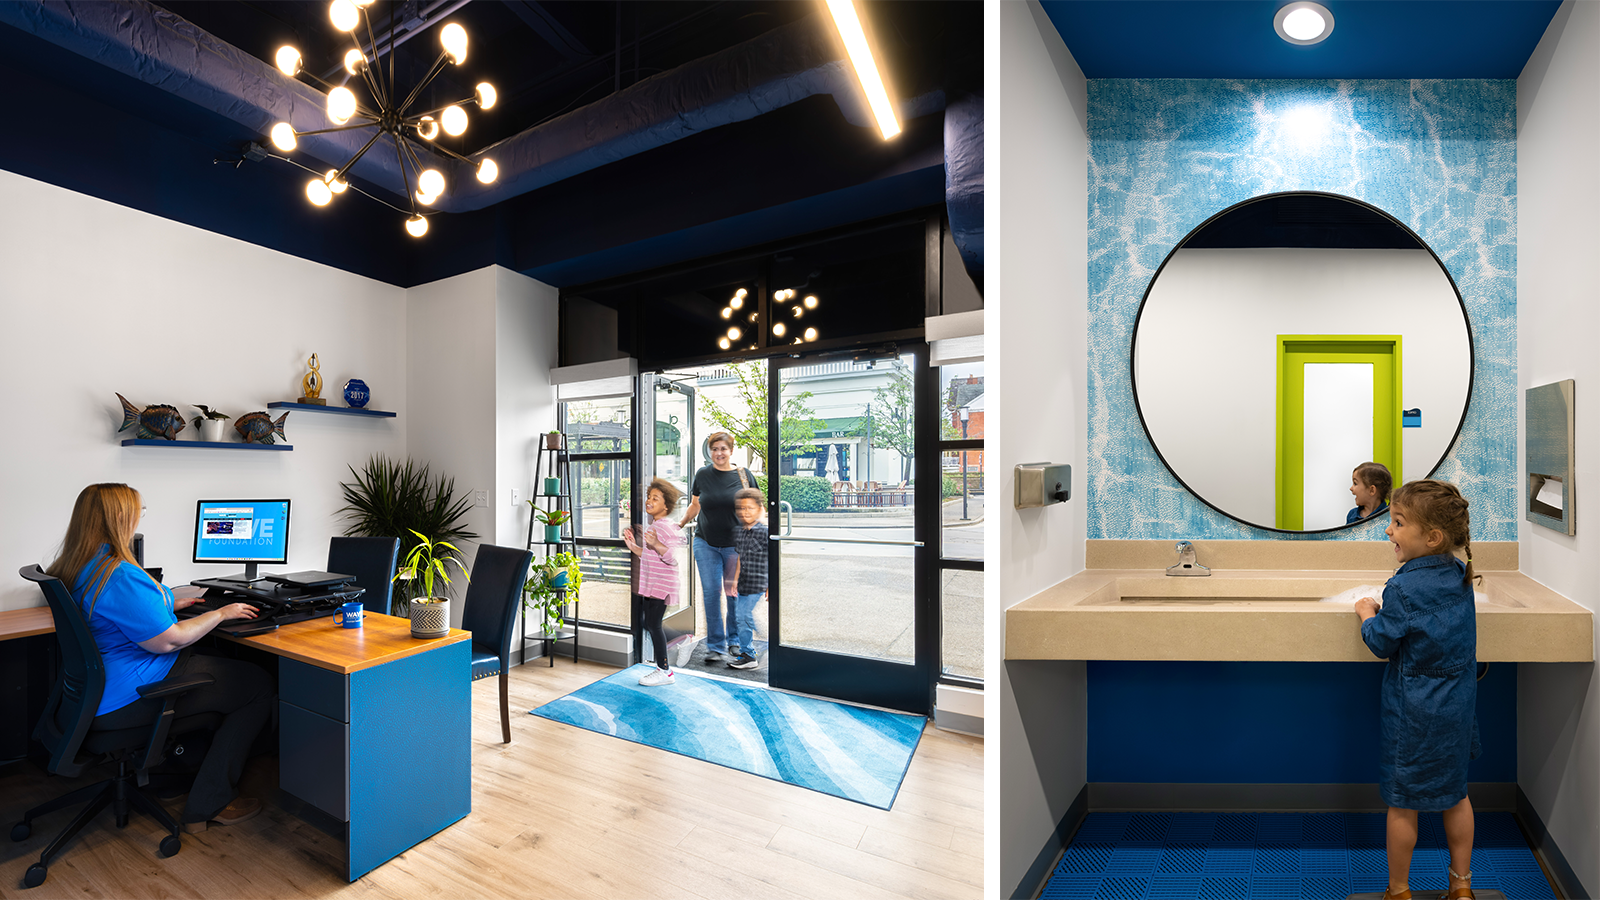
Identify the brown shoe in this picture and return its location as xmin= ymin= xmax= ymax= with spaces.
xmin=1446 ymin=888 xmax=1475 ymax=900
xmin=1381 ymin=888 xmax=1412 ymax=900
xmin=182 ymin=797 xmax=262 ymax=833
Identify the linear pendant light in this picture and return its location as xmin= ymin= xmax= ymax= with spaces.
xmin=825 ymin=0 xmax=900 ymax=140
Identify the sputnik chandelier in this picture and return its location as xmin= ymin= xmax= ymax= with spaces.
xmin=267 ymin=0 xmax=498 ymax=237
xmin=716 ymin=288 xmax=820 ymax=350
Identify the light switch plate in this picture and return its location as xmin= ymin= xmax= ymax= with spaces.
xmin=473 ymin=489 xmax=489 ymax=508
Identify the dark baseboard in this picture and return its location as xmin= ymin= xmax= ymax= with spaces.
xmin=1012 ymin=783 xmax=1089 ymax=900
xmin=1087 ymin=782 xmax=1517 ymax=811
xmin=1517 ymin=785 xmax=1588 ymax=900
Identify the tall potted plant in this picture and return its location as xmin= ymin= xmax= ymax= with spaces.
xmin=338 ymin=455 xmax=479 ymax=615
xmin=397 ymin=529 xmax=469 ymax=638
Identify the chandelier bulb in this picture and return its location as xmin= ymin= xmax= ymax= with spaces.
xmin=791 ymin=305 xmax=803 ymax=318
xmin=275 ymin=46 xmax=302 ymax=77
xmin=324 ymin=170 xmax=348 ymax=193
xmin=327 ymin=86 xmax=357 ymax=124
xmin=343 ymin=49 xmax=366 ymax=75
xmin=730 ymin=295 xmax=744 ymax=310
xmin=305 ymin=177 xmax=333 ymax=207
xmin=727 ymin=327 xmax=742 ymax=341
xmin=476 ymin=158 xmax=498 ymax=184
xmin=441 ymin=23 xmax=469 ymax=64
xmin=417 ymin=168 xmax=445 ymax=199
xmin=329 ymin=0 xmax=359 ymax=32
xmin=735 ymin=288 xmax=748 ymax=300
xmin=441 ymin=105 xmax=468 ymax=137
xmin=804 ymin=328 xmax=818 ymax=342
xmin=773 ymin=322 xmax=787 ymax=338
xmin=720 ymin=308 xmax=733 ymax=319
xmin=416 ymin=116 xmax=440 ymax=141
xmin=405 ymin=215 xmax=429 ymax=238
xmin=476 ymin=83 xmax=497 ymax=110
xmin=718 ymin=337 xmax=732 ymax=350
xmin=269 ymin=122 xmax=297 ymax=152
xmin=804 ymin=295 xmax=818 ymax=309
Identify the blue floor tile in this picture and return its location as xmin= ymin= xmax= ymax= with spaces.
xmin=1042 ymin=812 xmax=1553 ymax=900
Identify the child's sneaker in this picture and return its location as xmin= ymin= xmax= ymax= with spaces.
xmin=639 ymin=667 xmax=675 ymax=686
xmin=729 ymin=652 xmax=758 ymax=669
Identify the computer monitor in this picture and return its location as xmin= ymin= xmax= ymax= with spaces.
xmin=193 ymin=499 xmax=291 ymax=583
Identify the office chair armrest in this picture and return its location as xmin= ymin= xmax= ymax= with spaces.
xmin=135 ymin=673 xmax=216 ymax=701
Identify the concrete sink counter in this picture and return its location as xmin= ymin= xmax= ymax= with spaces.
xmin=1006 ymin=540 xmax=1593 ymax=663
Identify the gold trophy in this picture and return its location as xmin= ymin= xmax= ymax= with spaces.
xmin=299 ymin=353 xmax=327 ymax=405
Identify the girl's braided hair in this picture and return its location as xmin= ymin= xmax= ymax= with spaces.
xmin=1390 ymin=479 xmax=1476 ymax=583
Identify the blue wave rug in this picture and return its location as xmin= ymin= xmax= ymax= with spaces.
xmin=530 ymin=664 xmax=925 ymax=809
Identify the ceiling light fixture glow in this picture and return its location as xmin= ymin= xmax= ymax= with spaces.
xmin=1273 ymin=1 xmax=1334 ymax=45
xmin=261 ymin=8 xmax=501 ymax=238
xmin=825 ymin=0 xmax=900 ymax=140
xmin=773 ymin=322 xmax=787 ymax=338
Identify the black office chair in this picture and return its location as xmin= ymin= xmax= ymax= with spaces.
xmin=327 ymin=536 xmax=401 ymax=615
xmin=11 ymin=566 xmax=221 ymax=889
xmin=459 ymin=545 xmax=533 ymax=744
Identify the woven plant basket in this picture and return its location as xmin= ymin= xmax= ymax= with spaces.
xmin=409 ymin=598 xmax=450 ymax=639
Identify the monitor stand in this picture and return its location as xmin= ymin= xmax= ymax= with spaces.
xmin=213 ymin=562 xmax=266 ymax=585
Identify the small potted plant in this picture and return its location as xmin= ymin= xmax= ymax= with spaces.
xmin=543 ymin=430 xmax=563 ymax=450
xmin=191 ymin=405 xmax=232 ymax=442
xmin=394 ymin=528 xmax=469 ymax=638
xmin=523 ymin=553 xmax=581 ymax=636
xmin=532 ymin=507 xmax=571 ymax=544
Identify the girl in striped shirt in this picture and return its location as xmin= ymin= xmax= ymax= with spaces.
xmin=623 ymin=477 xmax=685 ymax=686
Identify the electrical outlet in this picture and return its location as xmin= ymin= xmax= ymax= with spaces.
xmin=511 ymin=488 xmax=521 ymax=506
xmin=474 ymin=489 xmax=489 ymax=508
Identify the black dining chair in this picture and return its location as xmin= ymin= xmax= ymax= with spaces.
xmin=11 ymin=566 xmax=222 ymax=889
xmin=327 ymin=536 xmax=401 ymax=615
xmin=459 ymin=545 xmax=533 ymax=744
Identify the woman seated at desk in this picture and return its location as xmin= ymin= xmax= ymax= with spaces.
xmin=45 ymin=483 xmax=274 ymax=833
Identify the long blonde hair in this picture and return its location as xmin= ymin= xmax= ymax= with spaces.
xmin=45 ymin=483 xmax=148 ymax=613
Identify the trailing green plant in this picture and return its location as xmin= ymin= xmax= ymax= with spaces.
xmin=338 ymin=455 xmax=479 ymax=601
xmin=523 ymin=550 xmax=581 ymax=631
xmin=395 ymin=529 xmax=470 ymax=601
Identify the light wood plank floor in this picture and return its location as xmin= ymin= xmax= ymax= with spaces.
xmin=0 ymin=659 xmax=982 ymax=899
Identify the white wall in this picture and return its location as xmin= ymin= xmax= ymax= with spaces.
xmin=994 ymin=2 xmax=1089 ymax=897
xmin=1137 ymin=248 xmax=1470 ymax=527
xmin=0 ymin=169 xmax=407 ymax=607
xmin=407 ymin=265 xmax=557 ymax=624
xmin=1516 ymin=2 xmax=1600 ymax=896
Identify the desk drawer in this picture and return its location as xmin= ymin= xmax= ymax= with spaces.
xmin=280 ymin=701 xmax=349 ymax=822
xmin=280 ymin=658 xmax=348 ymax=722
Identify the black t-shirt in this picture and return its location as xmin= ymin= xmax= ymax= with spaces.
xmin=690 ymin=465 xmax=751 ymax=548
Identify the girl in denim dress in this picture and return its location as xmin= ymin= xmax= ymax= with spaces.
xmin=1354 ymin=480 xmax=1481 ymax=900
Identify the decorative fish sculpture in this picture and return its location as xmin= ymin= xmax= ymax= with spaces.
xmin=116 ymin=393 xmax=186 ymax=440
xmin=234 ymin=411 xmax=289 ymax=444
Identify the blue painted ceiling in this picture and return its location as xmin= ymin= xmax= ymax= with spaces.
xmin=1040 ymin=1 xmax=1560 ymax=79
xmin=0 ymin=1 xmax=978 ymax=288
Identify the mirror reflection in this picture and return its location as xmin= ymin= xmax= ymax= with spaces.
xmin=1132 ymin=193 xmax=1473 ymax=532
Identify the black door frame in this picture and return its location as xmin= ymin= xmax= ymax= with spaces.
xmin=764 ymin=342 xmax=940 ymax=714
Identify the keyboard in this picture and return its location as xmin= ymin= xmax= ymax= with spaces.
xmin=177 ymin=593 xmax=281 ymax=624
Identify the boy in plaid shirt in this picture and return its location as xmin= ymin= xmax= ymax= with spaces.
xmin=726 ymin=487 xmax=767 ymax=669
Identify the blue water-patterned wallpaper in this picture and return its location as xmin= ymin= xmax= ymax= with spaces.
xmin=1087 ymin=79 xmax=1517 ymax=541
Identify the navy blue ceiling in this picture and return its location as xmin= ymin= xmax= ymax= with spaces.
xmin=1041 ymin=1 xmax=1560 ymax=79
xmin=0 ymin=1 xmax=979 ymax=288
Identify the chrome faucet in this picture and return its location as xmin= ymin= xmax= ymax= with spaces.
xmin=1166 ymin=541 xmax=1211 ymax=576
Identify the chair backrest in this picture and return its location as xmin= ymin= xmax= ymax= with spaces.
xmin=327 ymin=536 xmax=401 ymax=615
xmin=19 ymin=565 xmax=105 ymax=779
xmin=459 ymin=544 xmax=534 ymax=661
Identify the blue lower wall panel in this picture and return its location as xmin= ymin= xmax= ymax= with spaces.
xmin=1086 ymin=662 xmax=1515 ymax=783
xmin=348 ymin=641 xmax=471 ymax=880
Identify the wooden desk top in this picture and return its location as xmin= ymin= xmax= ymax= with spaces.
xmin=0 ymin=607 xmax=55 ymax=641
xmin=227 ymin=611 xmax=470 ymax=674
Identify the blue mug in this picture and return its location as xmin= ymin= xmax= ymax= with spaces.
xmin=333 ymin=601 xmax=364 ymax=628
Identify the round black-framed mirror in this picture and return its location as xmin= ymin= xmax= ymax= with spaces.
xmin=1129 ymin=191 xmax=1476 ymax=534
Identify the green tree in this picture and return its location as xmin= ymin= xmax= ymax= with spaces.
xmin=700 ymin=361 xmax=824 ymax=466
xmin=855 ymin=361 xmax=917 ymax=483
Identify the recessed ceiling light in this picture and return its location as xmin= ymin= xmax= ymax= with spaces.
xmin=1274 ymin=1 xmax=1334 ymax=45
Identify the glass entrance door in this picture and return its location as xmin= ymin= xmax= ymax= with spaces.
xmin=765 ymin=347 xmax=936 ymax=713
xmin=646 ymin=375 xmax=697 ymax=640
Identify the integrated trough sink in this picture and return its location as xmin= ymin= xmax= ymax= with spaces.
xmin=1091 ymin=576 xmax=1525 ymax=609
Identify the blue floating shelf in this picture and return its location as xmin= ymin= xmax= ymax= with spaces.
xmin=121 ymin=439 xmax=292 ymax=450
xmin=267 ymin=401 xmax=396 ymax=418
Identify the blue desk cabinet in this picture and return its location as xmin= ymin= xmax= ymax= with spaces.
xmin=273 ymin=634 xmax=471 ymax=880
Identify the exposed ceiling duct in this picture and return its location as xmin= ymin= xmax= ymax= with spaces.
xmin=0 ymin=0 xmax=946 ymax=214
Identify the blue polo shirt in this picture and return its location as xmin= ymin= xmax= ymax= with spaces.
xmin=72 ymin=547 xmax=178 ymax=715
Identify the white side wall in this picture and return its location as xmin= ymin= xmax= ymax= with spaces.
xmin=0 ymin=169 xmax=407 ymax=605
xmin=1516 ymin=2 xmax=1600 ymax=896
xmin=1137 ymin=248 xmax=1470 ymax=526
xmin=994 ymin=2 xmax=1089 ymax=897
xmin=0 ymin=169 xmax=559 ymax=626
